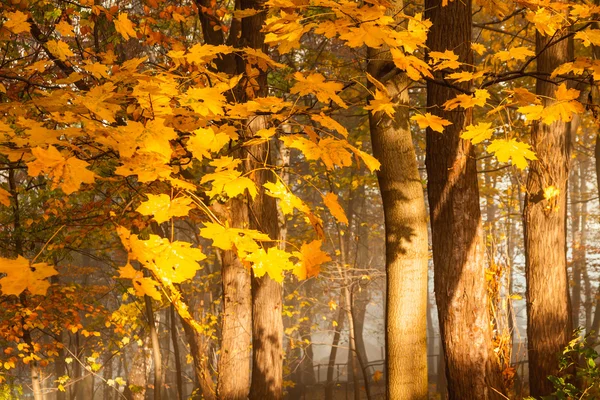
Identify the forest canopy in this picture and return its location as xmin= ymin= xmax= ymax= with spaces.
xmin=1 ymin=0 xmax=600 ymax=399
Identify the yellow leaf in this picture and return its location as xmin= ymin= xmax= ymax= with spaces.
xmin=446 ymin=70 xmax=485 ymax=83
xmin=391 ymin=49 xmax=432 ymax=81
xmin=365 ymin=90 xmax=395 ymax=118
xmin=575 ymin=29 xmax=600 ymax=47
xmin=487 ymin=139 xmax=537 ymax=170
xmin=117 ymin=263 xmax=162 ymax=300
xmin=292 ymin=240 xmax=331 ymax=279
xmin=3 ymin=11 xmax=30 ymax=34
xmin=526 ymin=8 xmax=564 ymax=36
xmin=411 ymin=113 xmax=452 ymax=133
xmin=328 ymin=300 xmax=337 ymax=311
xmin=201 ymin=159 xmax=257 ymax=199
xmin=517 ymin=104 xmax=544 ymax=121
xmin=429 ymin=50 xmax=461 ymax=70
xmin=541 ymin=83 xmax=584 ymax=124
xmin=119 ymin=230 xmax=206 ymax=284
xmin=136 ymin=194 xmax=193 ymax=224
xmin=290 ymin=72 xmax=347 ymax=108
xmin=460 ymin=122 xmax=494 ymax=144
xmin=494 ymin=46 xmax=535 ymax=62
xmin=471 ymin=43 xmax=486 ymax=55
xmin=373 ymin=370 xmax=383 ymax=383
xmin=543 ymin=186 xmax=560 ymax=201
xmin=200 ymin=222 xmax=270 ymax=257
xmin=245 ymin=247 xmax=295 ymax=282
xmin=55 ymin=20 xmax=74 ymax=37
xmin=187 ymin=127 xmax=231 ymax=160
xmin=0 ymin=187 xmax=11 ymax=207
xmin=0 ymin=256 xmax=58 ymax=296
xmin=311 ymin=113 xmax=348 ymax=138
xmin=46 ymin=40 xmax=74 ymax=61
xmin=443 ymin=89 xmax=489 ymax=110
xmin=27 ymin=146 xmax=95 ymax=195
xmin=114 ymin=13 xmax=137 ymax=40
xmin=323 ymin=192 xmax=348 ymax=225
xmin=264 ymin=181 xmax=310 ymax=215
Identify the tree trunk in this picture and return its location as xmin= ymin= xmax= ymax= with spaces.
xmin=181 ymin=315 xmax=216 ymax=400
xmin=424 ymin=0 xmax=504 ymax=397
xmin=524 ymin=18 xmax=573 ymax=397
xmin=367 ymin=49 xmax=429 ymax=399
xmin=170 ymin=305 xmax=184 ymax=400
xmin=248 ymin=116 xmax=284 ymax=400
xmin=325 ymin=303 xmax=345 ymax=400
xmin=217 ymin=198 xmax=252 ymax=399
xmin=145 ymin=296 xmax=162 ymax=400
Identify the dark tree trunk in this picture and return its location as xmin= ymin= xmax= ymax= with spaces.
xmin=524 ymin=18 xmax=573 ymax=397
xmin=424 ymin=0 xmax=505 ymax=397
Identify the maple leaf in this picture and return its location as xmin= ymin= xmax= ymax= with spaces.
xmin=311 ymin=113 xmax=349 ymax=138
xmin=264 ymin=11 xmax=308 ymax=53
xmin=264 ymin=181 xmax=309 ymax=215
xmin=201 ymin=157 xmax=257 ymax=199
xmin=575 ymin=29 xmax=600 ymax=47
xmin=443 ymin=89 xmax=489 ymax=110
xmin=123 ymin=233 xmax=206 ymax=284
xmin=290 ymin=72 xmax=347 ymax=108
xmin=365 ymin=90 xmax=395 ymax=118
xmin=0 ymin=187 xmax=11 ymax=207
xmin=460 ymin=122 xmax=494 ymax=144
xmin=4 ymin=11 xmax=30 ymax=34
xmin=471 ymin=43 xmax=486 ymax=55
xmin=541 ymin=83 xmax=584 ymax=124
xmin=517 ymin=104 xmax=544 ymax=121
xmin=118 ymin=264 xmax=162 ymax=300
xmin=0 ymin=256 xmax=58 ymax=296
xmin=187 ymin=127 xmax=231 ymax=160
xmin=27 ymin=146 xmax=96 ymax=195
xmin=346 ymin=145 xmax=381 ymax=172
xmin=429 ymin=50 xmax=461 ymax=70
xmin=340 ymin=24 xmax=387 ymax=48
xmin=55 ymin=20 xmax=74 ymax=37
xmin=487 ymin=139 xmax=537 ymax=170
xmin=411 ymin=113 xmax=452 ymax=133
xmin=114 ymin=13 xmax=137 ymax=40
xmin=318 ymin=138 xmax=353 ymax=170
xmin=181 ymin=86 xmax=228 ymax=117
xmin=494 ymin=47 xmax=535 ymax=62
xmin=46 ymin=40 xmax=74 ymax=61
xmin=446 ymin=70 xmax=485 ymax=83
xmin=323 ymin=192 xmax=348 ymax=225
xmin=292 ymin=240 xmax=331 ymax=280
xmin=245 ymin=247 xmax=295 ymax=283
xmin=526 ymin=8 xmax=564 ymax=36
xmin=136 ymin=194 xmax=194 ymax=224
xmin=391 ymin=49 xmax=432 ymax=81
xmin=77 ymin=82 xmax=120 ymax=123
xmin=115 ymin=153 xmax=174 ymax=183
xmin=200 ymin=222 xmax=270 ymax=257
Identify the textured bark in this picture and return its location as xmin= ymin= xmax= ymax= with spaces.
xmin=216 ymin=199 xmax=252 ymax=400
xmin=424 ymin=0 xmax=504 ymax=397
xmin=248 ymin=116 xmax=284 ymax=400
xmin=524 ymin=22 xmax=573 ymax=397
xmin=145 ymin=296 xmax=162 ymax=400
xmin=170 ymin=305 xmax=184 ymax=400
xmin=182 ymin=314 xmax=216 ymax=400
xmin=367 ymin=51 xmax=428 ymax=398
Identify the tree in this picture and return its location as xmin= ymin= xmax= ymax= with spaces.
xmin=424 ymin=0 xmax=505 ymax=397
xmin=523 ymin=6 xmax=573 ymax=395
xmin=367 ymin=29 xmax=429 ymax=400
